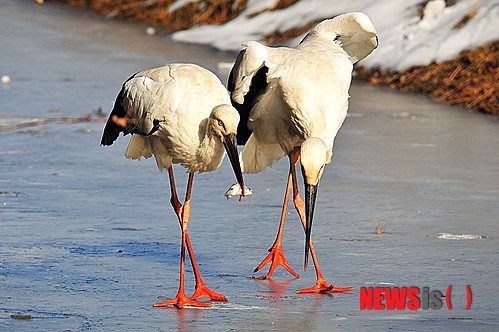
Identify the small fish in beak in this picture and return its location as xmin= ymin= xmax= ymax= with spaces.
xmin=224 ymin=183 xmax=253 ymax=199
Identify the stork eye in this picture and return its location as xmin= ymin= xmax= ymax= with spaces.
xmin=217 ymin=120 xmax=224 ymax=127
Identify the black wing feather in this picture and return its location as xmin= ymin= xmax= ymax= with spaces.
xmin=228 ymin=51 xmax=268 ymax=146
xmin=100 ymin=87 xmax=126 ymax=146
xmin=100 ymin=73 xmax=137 ymax=146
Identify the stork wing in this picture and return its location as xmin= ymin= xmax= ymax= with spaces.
xmin=228 ymin=42 xmax=270 ymax=145
xmin=101 ymin=69 xmax=170 ymax=146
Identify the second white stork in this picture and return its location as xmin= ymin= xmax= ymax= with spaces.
xmin=102 ymin=63 xmax=247 ymax=308
xmin=228 ymin=12 xmax=378 ymax=293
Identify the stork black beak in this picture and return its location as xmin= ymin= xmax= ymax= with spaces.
xmin=304 ymin=182 xmax=318 ymax=272
xmin=223 ymin=133 xmax=245 ymax=197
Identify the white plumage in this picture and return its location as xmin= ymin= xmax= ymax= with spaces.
xmin=232 ymin=12 xmax=377 ymax=173
xmin=104 ymin=64 xmax=238 ymax=172
xmin=102 ymin=63 xmax=245 ymax=308
xmin=228 ymin=12 xmax=378 ymax=293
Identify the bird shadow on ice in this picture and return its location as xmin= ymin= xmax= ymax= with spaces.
xmin=67 ymin=241 xmax=178 ymax=264
xmin=251 ymin=277 xmax=301 ymax=300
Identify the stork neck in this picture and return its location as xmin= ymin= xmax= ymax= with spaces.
xmin=195 ymin=129 xmax=225 ymax=172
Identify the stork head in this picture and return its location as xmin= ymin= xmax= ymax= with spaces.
xmin=299 ymin=137 xmax=328 ymax=270
xmin=210 ymin=104 xmax=245 ymax=197
xmin=210 ymin=104 xmax=240 ymax=140
xmin=304 ymin=12 xmax=378 ymax=64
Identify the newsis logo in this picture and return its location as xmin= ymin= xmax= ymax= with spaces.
xmin=359 ymin=286 xmax=472 ymax=311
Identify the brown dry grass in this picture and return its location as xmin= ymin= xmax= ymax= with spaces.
xmin=356 ymin=41 xmax=498 ymax=115
xmin=264 ymin=20 xmax=320 ymax=44
xmin=54 ymin=0 xmax=248 ymax=31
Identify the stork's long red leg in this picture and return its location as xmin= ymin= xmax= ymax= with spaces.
xmin=153 ymin=169 xmax=214 ymax=308
xmin=182 ymin=173 xmax=226 ymax=302
xmin=186 ymin=232 xmax=227 ymax=302
xmin=289 ymin=149 xmax=353 ymax=294
xmin=254 ymin=153 xmax=300 ymax=279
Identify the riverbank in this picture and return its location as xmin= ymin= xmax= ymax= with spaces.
xmin=51 ymin=0 xmax=497 ymax=115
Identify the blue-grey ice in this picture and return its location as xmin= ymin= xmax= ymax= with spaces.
xmin=0 ymin=1 xmax=498 ymax=331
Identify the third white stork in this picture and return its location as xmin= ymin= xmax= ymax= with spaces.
xmin=228 ymin=12 xmax=378 ymax=293
xmin=102 ymin=63 xmax=247 ymax=308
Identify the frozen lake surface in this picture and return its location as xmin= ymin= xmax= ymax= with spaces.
xmin=1 ymin=1 xmax=498 ymax=331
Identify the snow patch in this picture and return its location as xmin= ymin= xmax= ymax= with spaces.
xmin=172 ymin=0 xmax=499 ymax=71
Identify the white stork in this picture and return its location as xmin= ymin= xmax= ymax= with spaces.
xmin=102 ymin=63 xmax=247 ymax=308
xmin=228 ymin=12 xmax=378 ymax=293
